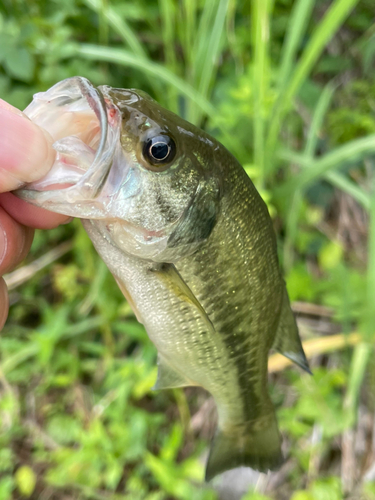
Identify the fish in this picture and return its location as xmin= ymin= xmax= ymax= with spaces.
xmin=16 ymin=77 xmax=310 ymax=481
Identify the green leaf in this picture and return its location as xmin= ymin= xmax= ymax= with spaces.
xmin=4 ymin=47 xmax=35 ymax=82
xmin=15 ymin=466 xmax=36 ymax=497
xmin=0 ymin=33 xmax=15 ymax=62
xmin=46 ymin=415 xmax=82 ymax=445
xmin=319 ymin=241 xmax=343 ymax=271
xmin=291 ymin=492 xmax=313 ymax=500
xmin=242 ymin=492 xmax=273 ymax=500
xmin=0 ymin=476 xmax=14 ymax=500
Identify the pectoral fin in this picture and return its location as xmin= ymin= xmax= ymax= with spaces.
xmin=149 ymin=263 xmax=214 ymax=390
xmin=150 ymin=262 xmax=215 ymax=332
xmin=272 ymin=288 xmax=311 ymax=374
xmin=153 ymin=354 xmax=197 ymax=389
xmin=114 ymin=276 xmax=144 ymax=324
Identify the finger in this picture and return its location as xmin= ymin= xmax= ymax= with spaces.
xmin=0 ymin=100 xmax=28 ymax=117
xmin=0 ymin=205 xmax=34 ymax=275
xmin=0 ymin=100 xmax=56 ymax=192
xmin=0 ymin=192 xmax=72 ymax=230
xmin=0 ymin=278 xmax=9 ymax=330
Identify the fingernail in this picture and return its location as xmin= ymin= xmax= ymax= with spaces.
xmin=0 ymin=107 xmax=56 ymax=192
xmin=0 ymin=98 xmax=28 ymax=118
xmin=62 ymin=217 xmax=74 ymax=225
xmin=0 ymin=223 xmax=7 ymax=267
xmin=0 ymin=278 xmax=9 ymax=330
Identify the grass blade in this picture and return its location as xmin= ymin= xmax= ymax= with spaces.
xmin=364 ymin=176 xmax=375 ymax=339
xmin=278 ymin=149 xmax=371 ymax=209
xmin=181 ymin=0 xmax=197 ymax=69
xmin=197 ymin=0 xmax=229 ymax=98
xmin=287 ymin=0 xmax=359 ymax=102
xmin=97 ymin=0 xmax=109 ymax=46
xmin=343 ymin=342 xmax=372 ymax=426
xmin=158 ymin=0 xmax=179 ymax=113
xmin=267 ymin=0 xmax=360 ymax=167
xmin=283 ymin=188 xmax=303 ymax=271
xmin=192 ymin=0 xmax=217 ymax=81
xmin=277 ymin=0 xmax=316 ymax=91
xmin=304 ymin=82 xmax=336 ymax=158
xmin=189 ymin=0 xmax=230 ymax=123
xmin=325 ymin=171 xmax=370 ymax=210
xmin=283 ymin=83 xmax=336 ymax=268
xmin=84 ymin=0 xmax=147 ymax=59
xmin=1 ymin=344 xmax=40 ymax=375
xmin=159 ymin=0 xmax=177 ymax=70
xmin=1 ymin=317 xmax=106 ymax=375
xmin=252 ymin=0 xmax=271 ymax=179
xmin=76 ymin=44 xmax=215 ymax=120
xmin=4 ymin=241 xmax=73 ymax=290
xmin=277 ymin=135 xmax=375 ymax=197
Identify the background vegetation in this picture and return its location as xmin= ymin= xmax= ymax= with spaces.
xmin=1 ymin=0 xmax=375 ymax=498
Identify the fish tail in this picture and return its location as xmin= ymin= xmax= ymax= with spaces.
xmin=205 ymin=412 xmax=283 ymax=481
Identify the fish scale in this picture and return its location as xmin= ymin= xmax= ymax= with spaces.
xmin=16 ymin=76 xmax=310 ymax=482
xmin=171 ymin=152 xmax=285 ymax=477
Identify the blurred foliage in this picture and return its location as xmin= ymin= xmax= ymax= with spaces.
xmin=1 ymin=0 xmax=375 ymax=499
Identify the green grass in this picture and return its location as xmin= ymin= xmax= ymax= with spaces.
xmin=1 ymin=0 xmax=375 ymax=499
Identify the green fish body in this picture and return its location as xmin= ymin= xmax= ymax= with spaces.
xmin=17 ymin=77 xmax=309 ymax=481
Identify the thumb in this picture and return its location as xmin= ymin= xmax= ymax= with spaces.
xmin=0 ymin=99 xmax=56 ymax=193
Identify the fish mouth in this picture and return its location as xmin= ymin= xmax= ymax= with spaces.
xmin=15 ymin=77 xmax=123 ymax=218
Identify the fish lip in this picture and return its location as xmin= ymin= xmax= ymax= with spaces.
xmin=74 ymin=77 xmax=109 ymax=198
xmin=15 ymin=77 xmax=123 ymax=217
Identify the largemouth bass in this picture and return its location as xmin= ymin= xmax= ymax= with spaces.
xmin=16 ymin=77 xmax=309 ymax=481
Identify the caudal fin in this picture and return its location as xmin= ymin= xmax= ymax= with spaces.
xmin=205 ymin=414 xmax=283 ymax=482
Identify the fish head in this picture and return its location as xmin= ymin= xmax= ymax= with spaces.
xmin=16 ymin=77 xmax=222 ymax=261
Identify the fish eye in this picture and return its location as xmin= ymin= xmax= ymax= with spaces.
xmin=143 ymin=135 xmax=176 ymax=167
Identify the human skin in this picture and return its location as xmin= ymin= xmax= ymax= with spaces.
xmin=0 ymin=99 xmax=71 ymax=329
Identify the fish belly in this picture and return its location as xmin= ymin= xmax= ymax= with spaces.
xmin=82 ymin=220 xmax=243 ymax=409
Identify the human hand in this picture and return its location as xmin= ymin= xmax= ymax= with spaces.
xmin=0 ymin=99 xmax=71 ymax=329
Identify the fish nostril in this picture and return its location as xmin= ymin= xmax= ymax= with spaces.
xmin=117 ymin=107 xmax=130 ymax=122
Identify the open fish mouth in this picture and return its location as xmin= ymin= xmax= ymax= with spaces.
xmin=16 ymin=77 xmax=123 ymax=218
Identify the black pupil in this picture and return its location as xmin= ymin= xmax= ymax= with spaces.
xmin=151 ymin=141 xmax=169 ymax=160
xmin=143 ymin=135 xmax=176 ymax=167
